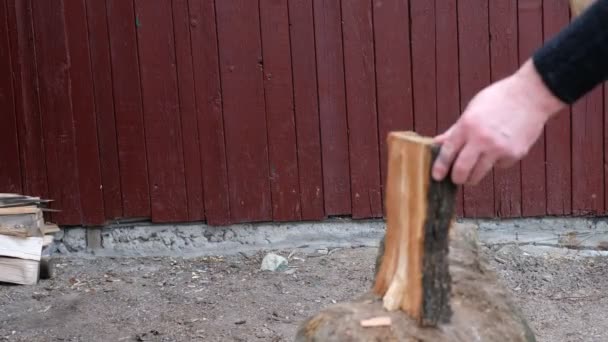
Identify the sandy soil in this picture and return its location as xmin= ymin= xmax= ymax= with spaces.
xmin=1 ymin=244 xmax=607 ymax=342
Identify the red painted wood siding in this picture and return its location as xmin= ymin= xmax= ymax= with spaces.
xmin=544 ymin=0 xmax=572 ymax=215
xmin=1 ymin=0 xmax=602 ymax=226
xmin=31 ymin=0 xmax=83 ymax=224
xmin=0 ymin=0 xmax=22 ymax=195
xmin=519 ymin=0 xmax=547 ymax=217
xmin=490 ymin=0 xmax=522 ymax=217
xmin=458 ymin=0 xmax=495 ymax=218
xmin=260 ymin=0 xmax=302 ymax=221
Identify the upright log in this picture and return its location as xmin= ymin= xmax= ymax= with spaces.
xmin=373 ymin=132 xmax=456 ymax=326
xmin=295 ymin=131 xmax=535 ymax=342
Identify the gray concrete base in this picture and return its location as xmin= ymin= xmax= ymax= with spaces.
xmin=51 ymin=218 xmax=385 ymax=257
xmin=477 ymin=217 xmax=608 ymax=258
xmin=48 ymin=216 xmax=608 ymax=258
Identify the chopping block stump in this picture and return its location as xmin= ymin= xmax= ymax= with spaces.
xmin=294 ymin=132 xmax=535 ymax=342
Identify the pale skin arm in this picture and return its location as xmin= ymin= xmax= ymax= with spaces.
xmin=431 ymin=59 xmax=566 ymax=185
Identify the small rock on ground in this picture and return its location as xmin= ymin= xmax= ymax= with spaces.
xmin=260 ymin=252 xmax=288 ymax=272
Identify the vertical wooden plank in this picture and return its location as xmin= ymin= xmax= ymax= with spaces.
xmin=259 ymin=0 xmax=302 ymax=221
xmin=313 ymin=0 xmax=352 ymax=216
xmin=215 ymin=0 xmax=272 ymax=222
xmin=288 ymin=0 xmax=324 ymax=220
xmin=342 ymin=0 xmax=382 ymax=218
xmin=171 ymin=0 xmax=204 ymax=221
xmin=489 ymin=0 xmax=522 ymax=217
xmin=6 ymin=0 xmax=48 ymax=199
xmin=569 ymin=0 xmax=603 ymax=215
xmin=457 ymin=0 xmax=494 ymax=217
xmin=605 ymin=84 xmax=608 ymax=214
xmin=134 ymin=0 xmax=188 ymax=222
xmin=106 ymin=0 xmax=150 ymax=218
xmin=518 ymin=0 xmax=546 ymax=216
xmin=435 ymin=0 xmax=459 ymax=134
xmin=85 ymin=0 xmax=122 ymax=220
xmin=572 ymin=86 xmax=604 ymax=215
xmin=410 ymin=0 xmax=436 ymax=136
xmin=64 ymin=0 xmax=105 ymax=225
xmin=188 ymin=0 xmax=231 ymax=225
xmin=435 ymin=0 xmax=464 ymax=217
xmin=31 ymin=0 xmax=82 ymax=224
xmin=457 ymin=0 xmax=494 ymax=218
xmin=544 ymin=0 xmax=571 ymax=215
xmin=0 ymin=0 xmax=22 ymax=194
xmin=373 ymin=0 xmax=414 ymax=195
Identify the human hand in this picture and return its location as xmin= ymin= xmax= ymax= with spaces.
xmin=431 ymin=59 xmax=566 ymax=185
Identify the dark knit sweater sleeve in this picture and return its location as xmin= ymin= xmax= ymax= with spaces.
xmin=532 ymin=0 xmax=608 ymax=104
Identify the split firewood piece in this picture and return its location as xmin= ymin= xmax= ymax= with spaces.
xmin=360 ymin=316 xmax=391 ymax=328
xmin=373 ymin=131 xmax=457 ymax=327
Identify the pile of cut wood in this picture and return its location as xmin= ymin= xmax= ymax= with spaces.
xmin=0 ymin=194 xmax=59 ymax=285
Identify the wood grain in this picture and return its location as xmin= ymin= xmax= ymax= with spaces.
xmin=64 ymin=0 xmax=105 ymax=224
xmin=172 ymin=0 xmax=204 ymax=221
xmin=518 ymin=0 xmax=546 ymax=217
xmin=32 ymin=0 xmax=82 ymax=224
xmin=6 ymin=0 xmax=48 ymax=199
xmin=544 ymin=0 xmax=572 ymax=216
xmin=135 ymin=0 xmax=188 ymax=222
xmin=457 ymin=0 xmax=494 ymax=217
xmin=490 ymin=0 xmax=522 ymax=217
xmin=410 ymin=0 xmax=437 ymax=137
xmin=0 ymin=0 xmax=22 ymax=194
xmin=85 ymin=0 xmax=122 ymax=220
xmin=216 ymin=0 xmax=272 ymax=222
xmin=260 ymin=0 xmax=302 ymax=221
xmin=313 ymin=0 xmax=352 ymax=216
xmin=188 ymin=0 xmax=231 ymax=225
xmin=605 ymin=84 xmax=608 ymax=215
xmin=107 ymin=0 xmax=150 ymax=218
xmin=288 ymin=0 xmax=324 ymax=220
xmin=342 ymin=0 xmax=382 ymax=218
xmin=572 ymin=86 xmax=604 ymax=215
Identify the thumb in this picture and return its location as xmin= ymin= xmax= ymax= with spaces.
xmin=433 ymin=126 xmax=454 ymax=144
xmin=432 ymin=125 xmax=465 ymax=181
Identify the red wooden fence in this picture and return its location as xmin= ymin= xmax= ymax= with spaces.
xmin=0 ymin=0 xmax=603 ymax=226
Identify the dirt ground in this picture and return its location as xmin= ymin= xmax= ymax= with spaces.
xmin=1 ymin=244 xmax=608 ymax=342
